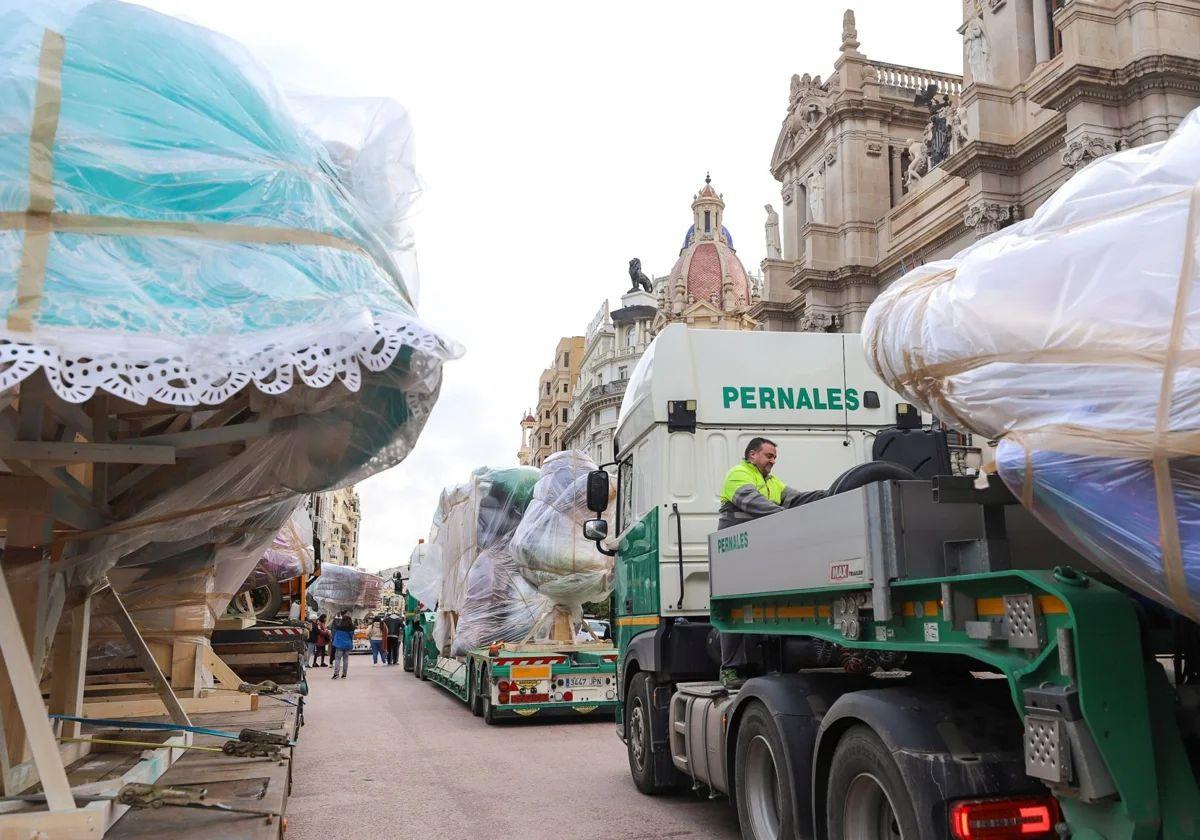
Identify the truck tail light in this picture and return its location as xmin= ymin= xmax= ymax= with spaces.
xmin=563 ymin=691 xmax=573 ymax=701
xmin=950 ymin=797 xmax=1060 ymax=839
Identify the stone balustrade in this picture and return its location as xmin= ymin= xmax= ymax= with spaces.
xmin=870 ymin=61 xmax=963 ymax=97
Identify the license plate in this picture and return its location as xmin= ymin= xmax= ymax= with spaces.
xmin=564 ymin=676 xmax=605 ymax=688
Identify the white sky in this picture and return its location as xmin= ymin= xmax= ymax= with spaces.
xmin=135 ymin=0 xmax=963 ymax=573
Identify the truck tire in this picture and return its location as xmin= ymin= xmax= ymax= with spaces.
xmin=470 ymin=662 xmax=483 ymax=716
xmin=480 ymin=667 xmax=497 ymax=725
xmin=413 ymin=631 xmax=426 ymax=680
xmin=734 ymin=702 xmax=795 ymax=840
xmin=825 ymin=725 xmax=919 ymax=840
xmin=626 ymin=672 xmax=680 ymax=795
xmin=402 ymin=636 xmax=414 ymax=672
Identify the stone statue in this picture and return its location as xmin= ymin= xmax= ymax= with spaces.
xmin=905 ymin=138 xmax=929 ymax=189
xmin=963 ymin=18 xmax=990 ymax=84
xmin=806 ymin=170 xmax=825 ymax=224
xmin=764 ymin=204 xmax=782 ymax=259
xmin=950 ymin=104 xmax=969 ymax=154
xmin=789 ymin=74 xmax=803 ymax=105
xmin=627 ymin=258 xmax=653 ymax=293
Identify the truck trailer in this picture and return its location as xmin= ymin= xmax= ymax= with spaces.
xmin=581 ymin=324 xmax=1199 ymax=839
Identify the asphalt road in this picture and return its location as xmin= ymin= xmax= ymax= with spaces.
xmin=287 ymin=655 xmax=742 ymax=840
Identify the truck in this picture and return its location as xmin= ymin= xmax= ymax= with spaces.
xmin=401 ymin=473 xmax=622 ymax=724
xmin=580 ymin=323 xmax=1199 ymax=839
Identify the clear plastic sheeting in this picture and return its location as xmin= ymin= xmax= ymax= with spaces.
xmin=862 ymin=107 xmax=1200 ymax=620
xmin=0 ymin=0 xmax=461 ymax=406
xmin=309 ymin=563 xmax=384 ymax=618
xmin=423 ymin=467 xmax=540 ymax=655
xmin=451 ymin=547 xmax=550 ymax=656
xmin=511 ymin=451 xmax=615 ymax=622
xmin=241 ymin=506 xmax=316 ymax=592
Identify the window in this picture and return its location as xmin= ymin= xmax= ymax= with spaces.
xmin=561 ymin=408 xmax=569 ymax=423
xmin=544 ymin=409 xmax=550 ymax=420
xmin=562 ymin=351 xmax=570 ymax=367
xmin=704 ymin=210 xmax=711 ymax=233
xmin=625 ymin=326 xmax=636 ymax=347
xmin=618 ymin=365 xmax=628 ymax=380
xmin=544 ymin=433 xmax=550 ymax=446
xmin=544 ymin=382 xmax=550 ymax=395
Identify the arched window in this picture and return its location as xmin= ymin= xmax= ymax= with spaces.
xmin=625 ymin=326 xmax=636 ymax=347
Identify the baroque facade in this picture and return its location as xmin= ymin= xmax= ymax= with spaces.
xmin=562 ymin=292 xmax=656 ymax=465
xmin=755 ymin=4 xmax=1200 ymax=333
xmin=525 ymin=336 xmax=585 ymax=467
xmin=306 ymin=486 xmax=361 ymax=568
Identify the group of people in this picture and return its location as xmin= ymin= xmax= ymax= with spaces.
xmin=305 ymin=610 xmax=405 ymax=680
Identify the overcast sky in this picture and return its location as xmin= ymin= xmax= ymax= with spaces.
xmin=136 ymin=0 xmax=962 ymax=573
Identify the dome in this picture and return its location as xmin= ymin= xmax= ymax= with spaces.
xmin=682 ymin=224 xmax=734 ymax=250
xmin=668 ymin=240 xmax=752 ymax=309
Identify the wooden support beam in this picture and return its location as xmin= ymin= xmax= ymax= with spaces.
xmin=82 ymin=691 xmax=255 ymax=718
xmin=202 ymin=647 xmax=244 ymax=690
xmin=0 ymin=440 xmax=174 ymax=465
xmin=0 ymin=558 xmax=73 ymax=810
xmin=48 ymin=597 xmax=90 ymax=740
xmin=127 ymin=418 xmax=273 ymax=451
xmin=98 ymin=587 xmax=191 ymax=728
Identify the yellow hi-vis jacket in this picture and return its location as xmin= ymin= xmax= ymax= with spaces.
xmin=720 ymin=460 xmax=785 ymax=506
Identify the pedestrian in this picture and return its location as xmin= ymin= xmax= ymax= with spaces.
xmin=331 ymin=610 xmax=354 ymax=679
xmin=368 ymin=615 xmax=386 ymax=664
xmin=309 ymin=614 xmax=328 ymax=667
xmin=383 ymin=611 xmax=403 ymax=665
xmin=317 ymin=615 xmax=331 ymax=667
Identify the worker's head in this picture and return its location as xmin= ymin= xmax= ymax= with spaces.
xmin=745 ymin=437 xmax=778 ymax=477
xmin=319 ymin=613 xmax=327 ymax=622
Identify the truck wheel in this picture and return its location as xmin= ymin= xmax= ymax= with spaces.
xmin=480 ymin=668 xmax=496 ymax=725
xmin=825 ymin=725 xmax=919 ymax=840
xmin=402 ymin=632 xmax=414 ymax=672
xmin=413 ymin=631 xmax=426 ymax=680
xmin=470 ymin=662 xmax=483 ymax=717
xmin=626 ymin=672 xmax=680 ymax=795
xmin=734 ymin=702 xmax=795 ymax=840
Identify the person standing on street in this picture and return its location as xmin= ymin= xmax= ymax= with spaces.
xmin=383 ymin=611 xmax=403 ymax=665
xmin=309 ymin=614 xmax=328 ymax=667
xmin=331 ymin=610 xmax=354 ymax=679
xmin=368 ymin=615 xmax=386 ymax=664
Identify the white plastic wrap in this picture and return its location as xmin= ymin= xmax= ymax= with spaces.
xmin=309 ymin=563 xmax=384 ymax=618
xmin=511 ymin=451 xmax=615 ymax=620
xmin=863 ymin=107 xmax=1200 ymax=620
xmin=450 ymin=547 xmax=551 ymax=656
xmin=241 ymin=506 xmax=316 ymax=591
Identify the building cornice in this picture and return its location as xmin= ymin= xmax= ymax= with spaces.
xmin=1028 ymin=54 xmax=1200 ymax=112
xmin=941 ymin=111 xmax=1067 ymax=179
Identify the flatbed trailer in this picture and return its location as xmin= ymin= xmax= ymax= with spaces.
xmin=403 ymin=599 xmax=619 ymax=723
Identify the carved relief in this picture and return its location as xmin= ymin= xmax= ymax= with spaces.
xmin=798 ymin=311 xmax=834 ymax=333
xmin=1061 ymin=134 xmax=1117 ymax=170
xmin=963 ymin=202 xmax=1019 ymax=235
xmin=866 ymin=141 xmax=883 ymax=156
xmin=782 ymin=181 xmax=794 ymax=206
xmin=825 ymin=149 xmax=837 ymax=166
xmin=949 ymin=105 xmax=970 ymax=154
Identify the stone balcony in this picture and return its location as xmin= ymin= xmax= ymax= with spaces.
xmin=870 ymin=61 xmax=963 ymax=99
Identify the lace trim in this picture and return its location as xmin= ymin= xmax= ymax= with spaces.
xmin=0 ymin=315 xmax=458 ymax=406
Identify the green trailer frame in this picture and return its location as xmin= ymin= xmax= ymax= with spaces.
xmin=711 ymin=566 xmax=1200 ymax=839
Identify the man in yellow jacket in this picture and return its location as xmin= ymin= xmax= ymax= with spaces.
xmin=717 ymin=437 xmax=825 ymax=686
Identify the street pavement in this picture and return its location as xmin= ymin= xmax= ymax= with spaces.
xmin=287 ymin=654 xmax=742 ymax=840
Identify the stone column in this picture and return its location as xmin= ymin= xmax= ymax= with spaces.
xmin=889 ymin=145 xmax=904 ymax=206
xmin=1031 ymin=0 xmax=1050 ymax=64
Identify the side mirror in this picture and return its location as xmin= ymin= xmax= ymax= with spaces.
xmin=586 ymin=469 xmax=611 ymax=513
xmin=583 ymin=518 xmax=609 ymax=542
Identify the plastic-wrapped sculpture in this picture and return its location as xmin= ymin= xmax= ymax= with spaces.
xmin=0 ymin=0 xmax=461 ymax=657
xmin=862 ymin=107 xmax=1200 ymax=621
xmin=309 ymin=564 xmax=384 ymax=619
xmin=511 ymin=451 xmax=615 ymax=632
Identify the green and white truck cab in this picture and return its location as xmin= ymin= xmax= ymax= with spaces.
xmin=601 ymin=324 xmax=909 ymax=716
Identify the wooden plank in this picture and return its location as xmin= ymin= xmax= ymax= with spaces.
xmin=213 ymin=616 xmax=256 ymax=631
xmin=217 ymin=652 xmax=305 ymax=666
xmin=0 ymin=561 xmax=74 ymax=809
xmin=82 ymin=692 xmax=254 ymax=719
xmin=0 ymin=441 xmax=174 ymax=465
xmin=201 ymin=649 xmax=244 ymax=690
xmin=169 ymin=643 xmax=201 ymax=697
xmin=48 ymin=597 xmax=90 ymax=740
xmin=126 ymin=418 xmax=272 ymax=452
xmin=100 ymin=588 xmax=191 ymax=728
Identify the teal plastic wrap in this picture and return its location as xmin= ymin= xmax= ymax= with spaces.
xmin=0 ymin=0 xmax=459 ymax=405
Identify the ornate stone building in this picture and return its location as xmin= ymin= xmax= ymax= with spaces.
xmin=526 ymin=336 xmax=585 ymax=467
xmin=563 ymin=292 xmax=656 ymax=465
xmin=755 ymin=4 xmax=1200 ymax=332
xmin=652 ymin=176 xmax=760 ymax=333
xmin=306 ymin=486 xmax=361 ymax=568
